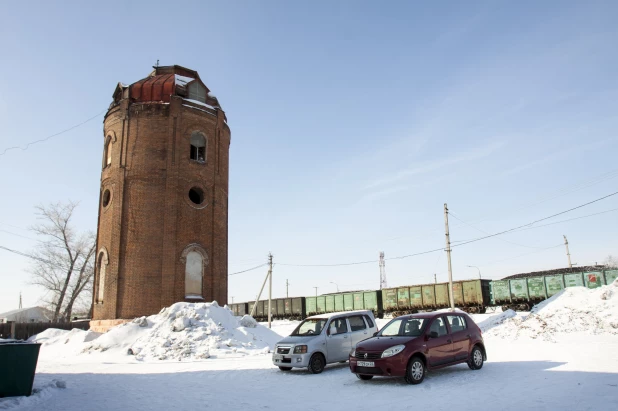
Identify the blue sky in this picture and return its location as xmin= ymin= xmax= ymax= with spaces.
xmin=1 ymin=1 xmax=617 ymax=313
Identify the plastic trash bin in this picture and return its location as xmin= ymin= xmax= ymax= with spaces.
xmin=0 ymin=340 xmax=42 ymax=397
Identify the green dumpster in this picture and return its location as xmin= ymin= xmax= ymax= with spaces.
xmin=0 ymin=341 xmax=42 ymax=397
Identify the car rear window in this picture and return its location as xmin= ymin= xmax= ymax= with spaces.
xmin=348 ymin=315 xmax=366 ymax=332
xmin=446 ymin=315 xmax=467 ymax=332
xmin=363 ymin=315 xmax=374 ymax=328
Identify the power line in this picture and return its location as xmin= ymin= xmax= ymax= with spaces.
xmin=0 ymin=109 xmax=107 ymax=157
xmin=229 ymin=263 xmax=268 ymax=276
xmin=451 ymin=190 xmax=618 ymax=249
xmin=448 ymin=211 xmax=550 ymax=249
xmin=278 ymin=190 xmax=618 ymax=268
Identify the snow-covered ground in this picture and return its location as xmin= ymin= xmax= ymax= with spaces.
xmin=3 ymin=283 xmax=618 ymax=411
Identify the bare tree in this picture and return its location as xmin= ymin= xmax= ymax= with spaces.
xmin=604 ymin=255 xmax=618 ymax=269
xmin=29 ymin=201 xmax=96 ymax=322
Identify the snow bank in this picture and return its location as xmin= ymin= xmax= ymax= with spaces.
xmin=83 ymin=302 xmax=281 ymax=361
xmin=485 ymin=280 xmax=618 ymax=341
xmin=0 ymin=379 xmax=66 ymax=410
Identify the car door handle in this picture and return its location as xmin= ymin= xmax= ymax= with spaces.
xmin=344 ymin=336 xmax=348 ymax=338
xmin=466 ymin=334 xmax=471 ymax=338
xmin=447 ymin=339 xmax=452 ymax=343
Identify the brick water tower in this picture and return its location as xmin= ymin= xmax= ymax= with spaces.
xmin=91 ymin=65 xmax=230 ymax=331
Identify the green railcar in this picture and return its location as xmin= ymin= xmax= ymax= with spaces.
xmin=325 ymin=295 xmax=335 ymax=312
xmin=421 ymin=285 xmax=436 ymax=307
xmin=291 ymin=297 xmax=305 ymax=319
xmin=353 ymin=292 xmax=364 ymax=310
xmin=605 ymin=270 xmax=618 ymax=285
xmin=343 ymin=294 xmax=354 ymax=311
xmin=544 ymin=275 xmax=564 ymax=296
xmin=397 ymin=287 xmax=411 ymax=308
xmin=382 ymin=288 xmax=398 ymax=312
xmin=306 ymin=297 xmax=317 ymax=315
xmin=409 ymin=286 xmax=423 ymax=308
xmin=527 ymin=277 xmax=546 ymax=300
xmin=491 ymin=280 xmax=511 ymax=304
xmin=452 ymin=282 xmax=465 ymax=306
xmin=316 ymin=296 xmax=326 ymax=313
xmin=435 ymin=283 xmax=449 ymax=307
xmin=584 ymin=271 xmax=604 ymax=289
xmin=564 ymin=273 xmax=584 ymax=287
xmin=334 ymin=294 xmax=344 ymax=312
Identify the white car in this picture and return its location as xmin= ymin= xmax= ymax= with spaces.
xmin=273 ymin=310 xmax=378 ymax=374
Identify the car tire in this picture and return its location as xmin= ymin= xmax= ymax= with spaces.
xmin=404 ymin=356 xmax=425 ymax=385
xmin=278 ymin=366 xmax=292 ymax=371
xmin=468 ymin=345 xmax=484 ymax=370
xmin=308 ymin=353 xmax=325 ymax=374
xmin=356 ymin=374 xmax=373 ymax=381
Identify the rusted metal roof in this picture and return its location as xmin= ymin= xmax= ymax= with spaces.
xmin=130 ymin=73 xmax=176 ymax=103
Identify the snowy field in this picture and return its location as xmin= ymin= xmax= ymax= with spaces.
xmin=2 ymin=283 xmax=618 ymax=411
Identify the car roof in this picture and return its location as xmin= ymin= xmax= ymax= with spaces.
xmin=307 ymin=310 xmax=374 ymax=319
xmin=394 ymin=311 xmax=468 ymax=320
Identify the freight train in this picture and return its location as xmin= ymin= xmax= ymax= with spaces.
xmin=228 ymin=266 xmax=618 ymax=321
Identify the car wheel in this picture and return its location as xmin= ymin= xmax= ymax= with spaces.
xmin=278 ymin=366 xmax=292 ymax=371
xmin=356 ymin=374 xmax=373 ymax=381
xmin=468 ymin=346 xmax=484 ymax=370
xmin=308 ymin=353 xmax=325 ymax=374
xmin=404 ymin=356 xmax=425 ymax=385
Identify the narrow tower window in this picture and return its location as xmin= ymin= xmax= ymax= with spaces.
xmin=104 ymin=137 xmax=112 ymax=167
xmin=97 ymin=250 xmax=108 ymax=303
xmin=188 ymin=82 xmax=207 ymax=103
xmin=190 ymin=132 xmax=206 ymax=162
xmin=185 ymin=251 xmax=203 ymax=298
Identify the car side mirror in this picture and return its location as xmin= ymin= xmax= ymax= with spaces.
xmin=428 ymin=331 xmax=439 ymax=339
xmin=373 ymin=331 xmax=378 ymax=337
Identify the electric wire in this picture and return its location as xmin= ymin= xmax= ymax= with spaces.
xmin=277 ymin=190 xmax=618 ymax=267
xmin=229 ymin=263 xmax=268 ymax=276
xmin=0 ymin=109 xmax=107 ymax=157
xmin=450 ymin=190 xmax=618 ymax=249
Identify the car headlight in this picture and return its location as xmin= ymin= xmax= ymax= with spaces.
xmin=350 ymin=348 xmax=356 ymax=357
xmin=293 ymin=345 xmax=307 ymax=354
xmin=381 ymin=344 xmax=405 ymax=358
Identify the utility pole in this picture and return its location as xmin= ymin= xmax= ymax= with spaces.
xmin=268 ymin=253 xmax=273 ymax=329
xmin=250 ymin=254 xmax=273 ymax=325
xmin=286 ymin=279 xmax=289 ymax=298
xmin=231 ymin=296 xmax=234 ymax=304
xmin=379 ymin=251 xmax=388 ymax=289
xmin=563 ymin=235 xmax=572 ymax=268
xmin=313 ymin=287 xmax=318 ymax=297
xmin=434 ymin=274 xmax=437 ymax=284
xmin=19 ymin=292 xmax=22 ymax=310
xmin=444 ymin=204 xmax=455 ymax=311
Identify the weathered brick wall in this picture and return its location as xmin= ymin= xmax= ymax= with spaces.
xmin=92 ymin=91 xmax=230 ymax=322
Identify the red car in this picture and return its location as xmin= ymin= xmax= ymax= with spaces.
xmin=349 ymin=311 xmax=486 ymax=384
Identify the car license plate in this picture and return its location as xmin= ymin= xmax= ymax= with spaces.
xmin=273 ymin=354 xmax=283 ymax=362
xmin=357 ymin=361 xmax=374 ymax=367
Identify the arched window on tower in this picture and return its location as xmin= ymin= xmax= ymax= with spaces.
xmin=190 ymin=132 xmax=206 ymax=163
xmin=104 ymin=137 xmax=112 ymax=168
xmin=188 ymin=81 xmax=207 ymax=103
xmin=185 ymin=251 xmax=203 ymax=298
xmin=181 ymin=244 xmax=208 ymax=299
xmin=96 ymin=249 xmax=109 ymax=303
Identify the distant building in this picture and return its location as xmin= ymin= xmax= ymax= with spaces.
xmin=90 ymin=65 xmax=231 ymax=332
xmin=0 ymin=306 xmax=54 ymax=323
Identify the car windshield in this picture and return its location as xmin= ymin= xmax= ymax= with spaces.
xmin=378 ymin=318 xmax=426 ymax=337
xmin=291 ymin=318 xmax=328 ymax=336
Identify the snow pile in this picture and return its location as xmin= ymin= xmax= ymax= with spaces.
xmin=476 ymin=309 xmax=517 ymax=333
xmin=83 ymin=302 xmax=280 ymax=361
xmin=0 ymin=379 xmax=66 ymax=410
xmin=484 ymin=280 xmax=618 ymax=341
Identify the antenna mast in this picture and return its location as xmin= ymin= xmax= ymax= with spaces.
xmin=379 ymin=251 xmax=388 ymax=289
